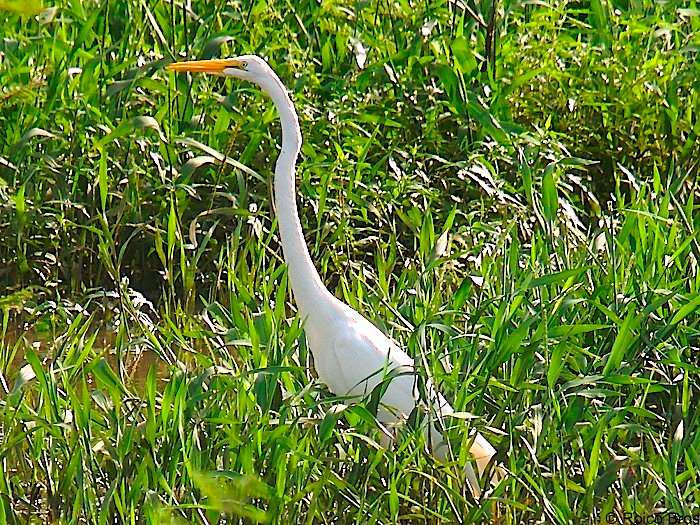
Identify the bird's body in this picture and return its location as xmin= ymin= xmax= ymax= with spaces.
xmin=305 ymin=294 xmax=448 ymax=428
xmin=167 ymin=55 xmax=496 ymax=494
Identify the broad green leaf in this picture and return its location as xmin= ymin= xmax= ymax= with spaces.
xmin=542 ymin=167 xmax=558 ymax=222
xmin=319 ymin=404 xmax=347 ymax=442
xmin=25 ymin=350 xmax=50 ymax=407
xmin=670 ymin=293 xmax=700 ymax=325
xmin=548 ymin=344 xmax=565 ymax=388
xmin=549 ymin=324 xmax=609 ymax=338
xmin=603 ymin=309 xmax=638 ymax=375
xmin=98 ymin=149 xmax=108 ymax=211
xmin=91 ymin=359 xmax=127 ymax=398
xmin=167 ymin=199 xmax=177 ymax=260
xmin=529 ymin=267 xmax=590 ymax=288
xmin=434 ymin=64 xmax=460 ymax=104
xmin=452 ymin=36 xmax=477 ymax=75
xmin=181 ymin=155 xmax=217 ymax=178
xmin=585 ymin=421 xmax=604 ymax=487
xmin=0 ymin=0 xmax=41 ymax=14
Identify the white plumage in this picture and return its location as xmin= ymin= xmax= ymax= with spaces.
xmin=167 ymin=55 xmax=497 ymax=496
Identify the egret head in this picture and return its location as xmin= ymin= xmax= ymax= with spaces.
xmin=166 ymin=55 xmax=272 ymax=84
xmin=167 ymin=53 xmax=299 ymax=144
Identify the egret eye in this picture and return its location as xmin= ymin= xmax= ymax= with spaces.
xmin=241 ymin=61 xmax=248 ymax=70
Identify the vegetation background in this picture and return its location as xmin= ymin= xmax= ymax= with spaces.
xmin=1 ymin=0 xmax=699 ymax=523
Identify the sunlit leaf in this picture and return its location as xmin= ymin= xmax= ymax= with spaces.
xmin=0 ymin=0 xmax=42 ymax=15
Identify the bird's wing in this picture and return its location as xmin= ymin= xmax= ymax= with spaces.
xmin=325 ymin=314 xmax=451 ymax=425
xmin=325 ymin=316 xmax=415 ymax=407
xmin=321 ymin=314 xmax=498 ymax=495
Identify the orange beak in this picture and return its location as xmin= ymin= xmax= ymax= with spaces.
xmin=166 ymin=58 xmax=245 ymax=75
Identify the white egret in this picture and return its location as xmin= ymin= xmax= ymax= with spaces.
xmin=167 ymin=55 xmax=497 ymax=495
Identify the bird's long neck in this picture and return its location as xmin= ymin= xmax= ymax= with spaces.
xmin=260 ymin=75 xmax=331 ymax=317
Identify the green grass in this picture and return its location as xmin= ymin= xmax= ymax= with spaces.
xmin=1 ymin=0 xmax=699 ymax=523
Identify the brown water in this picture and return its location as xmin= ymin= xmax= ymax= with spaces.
xmin=1 ymin=319 xmax=168 ymax=394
